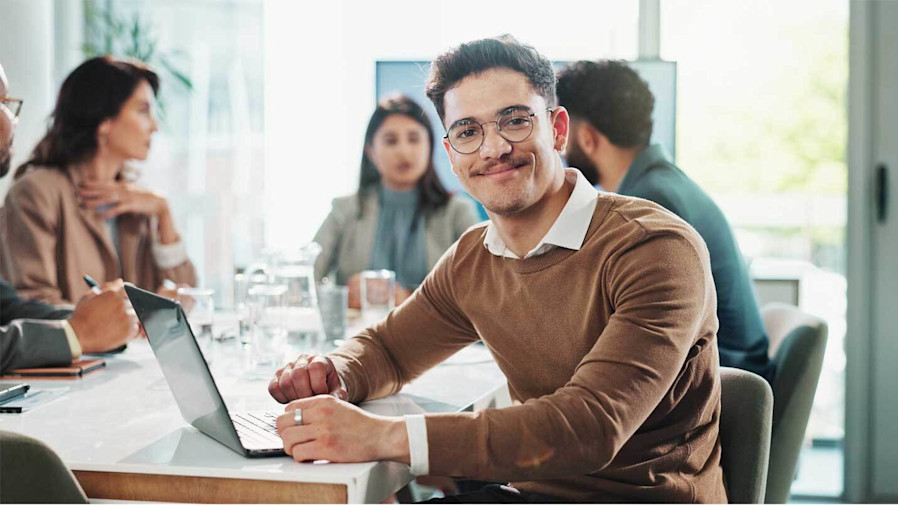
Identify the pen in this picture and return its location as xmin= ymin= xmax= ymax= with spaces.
xmin=83 ymin=275 xmax=102 ymax=294
xmin=83 ymin=274 xmax=129 ymax=353
xmin=0 ymin=406 xmax=24 ymax=414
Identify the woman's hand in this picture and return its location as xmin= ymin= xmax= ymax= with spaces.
xmin=79 ymin=180 xmax=167 ymax=219
xmin=79 ymin=180 xmax=181 ymax=244
xmin=346 ymin=274 xmax=362 ymax=310
xmin=347 ymin=275 xmax=413 ymax=310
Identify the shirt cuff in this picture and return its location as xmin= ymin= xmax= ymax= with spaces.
xmin=61 ymin=320 xmax=82 ymax=360
xmin=150 ymin=215 xmax=189 ymax=269
xmin=151 ymin=239 xmax=189 ymax=269
xmin=405 ymin=414 xmax=430 ymax=475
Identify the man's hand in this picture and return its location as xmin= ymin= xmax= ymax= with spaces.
xmin=269 ymin=353 xmax=347 ymax=403
xmin=68 ymin=281 xmax=140 ymax=353
xmin=276 ymin=395 xmax=409 ymax=464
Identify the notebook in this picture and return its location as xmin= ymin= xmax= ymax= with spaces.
xmin=0 ymin=358 xmax=106 ymax=379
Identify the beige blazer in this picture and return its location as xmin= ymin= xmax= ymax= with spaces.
xmin=0 ymin=166 xmax=197 ymax=304
xmin=313 ymin=191 xmax=482 ymax=286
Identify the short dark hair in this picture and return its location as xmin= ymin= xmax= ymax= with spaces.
xmin=425 ymin=35 xmax=556 ymax=123
xmin=556 ymin=60 xmax=654 ymax=148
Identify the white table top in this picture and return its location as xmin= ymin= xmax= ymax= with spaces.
xmin=0 ymin=336 xmax=508 ymax=503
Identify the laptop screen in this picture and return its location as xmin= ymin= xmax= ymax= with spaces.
xmin=126 ymin=284 xmax=245 ymax=455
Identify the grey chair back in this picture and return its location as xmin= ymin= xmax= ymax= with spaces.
xmin=762 ymin=303 xmax=828 ymax=503
xmin=0 ymin=430 xmax=88 ymax=503
xmin=719 ymin=367 xmax=774 ymax=504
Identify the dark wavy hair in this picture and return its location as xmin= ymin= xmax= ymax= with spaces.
xmin=15 ymin=55 xmax=159 ymax=178
xmin=425 ymin=34 xmax=557 ymax=122
xmin=357 ymin=94 xmax=449 ymax=217
xmin=556 ymin=60 xmax=654 ymax=148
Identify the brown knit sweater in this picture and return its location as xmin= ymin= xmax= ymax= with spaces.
xmin=331 ymin=193 xmax=728 ymax=503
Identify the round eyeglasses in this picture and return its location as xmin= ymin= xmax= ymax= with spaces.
xmin=445 ymin=107 xmax=554 ymax=154
xmin=0 ymin=97 xmax=23 ymax=120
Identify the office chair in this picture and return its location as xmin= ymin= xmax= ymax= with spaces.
xmin=761 ymin=303 xmax=828 ymax=504
xmin=0 ymin=431 xmax=88 ymax=503
xmin=719 ymin=367 xmax=774 ymax=504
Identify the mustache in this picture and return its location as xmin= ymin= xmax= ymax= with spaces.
xmin=471 ymin=155 xmax=532 ymax=176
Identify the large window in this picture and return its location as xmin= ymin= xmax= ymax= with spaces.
xmin=662 ymin=0 xmax=848 ymax=497
xmin=84 ymin=0 xmax=265 ymax=306
xmin=263 ymin=0 xmax=640 ymax=248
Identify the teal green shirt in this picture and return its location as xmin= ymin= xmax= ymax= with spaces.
xmin=618 ymin=144 xmax=774 ymax=382
xmin=368 ymin=185 xmax=428 ymax=290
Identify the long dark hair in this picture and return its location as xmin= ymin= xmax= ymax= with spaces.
xmin=357 ymin=94 xmax=450 ymax=218
xmin=15 ymin=56 xmax=159 ymax=178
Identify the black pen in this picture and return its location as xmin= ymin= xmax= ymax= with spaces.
xmin=83 ymin=275 xmax=102 ymax=294
xmin=0 ymin=406 xmax=23 ymax=413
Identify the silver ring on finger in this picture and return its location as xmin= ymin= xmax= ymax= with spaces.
xmin=293 ymin=408 xmax=303 ymax=426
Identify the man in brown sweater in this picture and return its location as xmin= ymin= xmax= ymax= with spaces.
xmin=270 ymin=35 xmax=728 ymax=503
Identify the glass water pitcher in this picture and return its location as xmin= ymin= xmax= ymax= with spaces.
xmin=271 ymin=243 xmax=326 ymax=350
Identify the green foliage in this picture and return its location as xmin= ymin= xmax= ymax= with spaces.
xmin=677 ymin=18 xmax=848 ymax=196
xmin=82 ymin=0 xmax=192 ymax=117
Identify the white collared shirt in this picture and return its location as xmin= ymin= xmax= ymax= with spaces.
xmin=404 ymin=168 xmax=599 ymax=476
xmin=482 ymin=168 xmax=599 ymax=259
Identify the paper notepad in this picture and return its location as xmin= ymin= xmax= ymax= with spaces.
xmin=0 ymin=358 xmax=106 ymax=379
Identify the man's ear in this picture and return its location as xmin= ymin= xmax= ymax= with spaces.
xmin=551 ymin=106 xmax=570 ymax=152
xmin=577 ymin=121 xmax=602 ymax=156
xmin=442 ymin=137 xmax=459 ymax=176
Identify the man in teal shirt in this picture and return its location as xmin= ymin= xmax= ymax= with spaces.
xmin=557 ymin=60 xmax=774 ymax=382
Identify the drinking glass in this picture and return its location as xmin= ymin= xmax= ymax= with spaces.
xmin=318 ymin=283 xmax=348 ymax=343
xmin=234 ymin=265 xmax=272 ymax=344
xmin=178 ymin=287 xmax=215 ymax=363
xmin=248 ymin=284 xmax=289 ymax=371
xmin=360 ymin=269 xmax=395 ymax=325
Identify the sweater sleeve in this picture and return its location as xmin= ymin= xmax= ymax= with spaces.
xmin=421 ymin=232 xmax=715 ymax=481
xmin=329 ymin=241 xmax=481 ymax=403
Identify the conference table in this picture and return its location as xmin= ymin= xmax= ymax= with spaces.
xmin=0 ymin=318 xmax=510 ymax=503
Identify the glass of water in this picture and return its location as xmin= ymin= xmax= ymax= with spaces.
xmin=178 ymin=287 xmax=215 ymax=362
xmin=318 ymin=283 xmax=349 ymax=343
xmin=360 ymin=269 xmax=395 ymax=325
xmin=248 ymin=284 xmax=289 ymax=372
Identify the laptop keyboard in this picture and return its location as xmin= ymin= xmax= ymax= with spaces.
xmin=230 ymin=411 xmax=283 ymax=449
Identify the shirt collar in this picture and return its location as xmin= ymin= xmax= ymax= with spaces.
xmin=483 ymin=169 xmax=599 ymax=259
xmin=617 ymin=143 xmax=670 ymax=194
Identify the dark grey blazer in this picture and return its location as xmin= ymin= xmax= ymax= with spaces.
xmin=313 ymin=192 xmax=482 ymax=286
xmin=1 ymin=279 xmax=73 ymax=373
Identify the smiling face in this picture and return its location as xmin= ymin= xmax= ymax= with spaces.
xmin=366 ymin=113 xmax=431 ymax=191
xmin=99 ymin=80 xmax=158 ymax=161
xmin=442 ymin=68 xmax=568 ymax=216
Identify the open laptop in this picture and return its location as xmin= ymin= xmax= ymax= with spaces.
xmin=125 ymin=284 xmax=285 ymax=457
